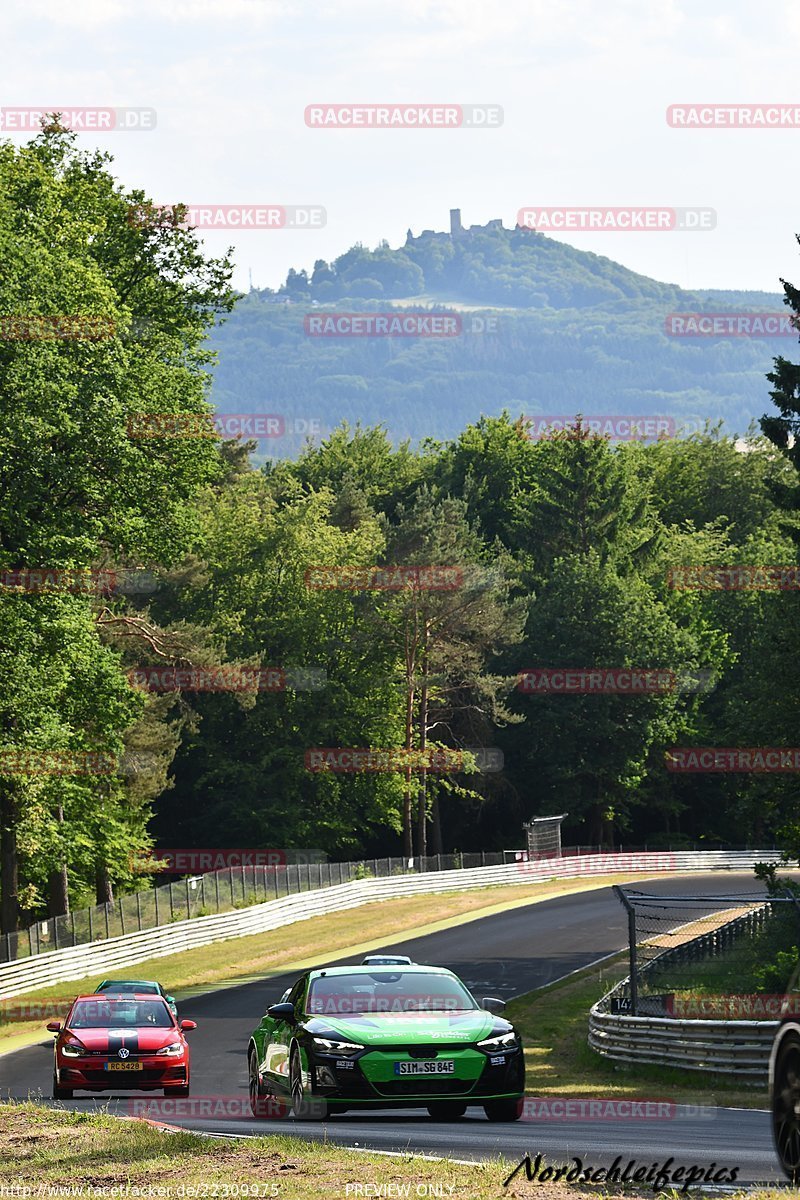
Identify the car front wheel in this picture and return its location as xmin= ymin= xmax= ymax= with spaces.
xmin=52 ymin=1074 xmax=73 ymax=1101
xmin=290 ymin=1047 xmax=327 ymax=1120
xmin=249 ymin=1051 xmax=281 ymax=1118
xmin=483 ymin=1098 xmax=523 ymax=1122
xmin=773 ymin=1031 xmax=800 ymax=1182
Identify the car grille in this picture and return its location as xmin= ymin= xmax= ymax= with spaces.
xmin=377 ymin=1044 xmax=472 ymax=1055
xmin=71 ymin=1069 xmax=183 ymax=1083
xmin=372 ymin=1078 xmax=474 ymax=1097
xmin=89 ymin=1050 xmax=155 ymax=1058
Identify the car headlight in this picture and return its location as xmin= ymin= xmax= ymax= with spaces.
xmin=61 ymin=1042 xmax=84 ymax=1058
xmin=478 ymin=1030 xmax=519 ymax=1052
xmin=311 ymin=1037 xmax=364 ymax=1056
xmin=156 ymin=1042 xmax=184 ymax=1056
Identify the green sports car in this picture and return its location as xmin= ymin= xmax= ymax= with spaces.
xmin=95 ymin=979 xmax=178 ymax=1018
xmin=246 ymin=964 xmax=524 ymax=1121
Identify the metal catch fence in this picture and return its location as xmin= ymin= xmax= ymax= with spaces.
xmin=610 ymin=886 xmax=800 ymax=1017
xmin=0 ymin=851 xmax=509 ymax=963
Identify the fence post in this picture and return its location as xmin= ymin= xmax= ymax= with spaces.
xmin=186 ymin=878 xmax=191 ymax=920
xmin=136 ymin=891 xmax=142 ymax=931
xmin=29 ymin=925 xmax=34 ymax=957
xmin=54 ymin=920 xmax=59 ymax=951
xmin=154 ymin=886 xmax=160 ymax=926
xmin=215 ymin=871 xmax=221 ymax=912
xmin=71 ymin=911 xmax=77 ymax=946
xmin=613 ymin=885 xmax=638 ymax=1016
xmin=119 ymin=898 xmax=125 ymax=935
xmin=105 ymin=904 xmax=110 ymax=939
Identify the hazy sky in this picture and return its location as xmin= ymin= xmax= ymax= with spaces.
xmin=4 ymin=0 xmax=799 ymax=296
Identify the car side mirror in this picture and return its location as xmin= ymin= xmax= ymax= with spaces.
xmin=166 ymin=996 xmax=176 ymax=1005
xmin=180 ymin=1020 xmax=197 ymax=1032
xmin=481 ymin=996 xmax=506 ymax=1014
xmin=46 ymin=1021 xmax=62 ymax=1032
xmin=267 ymin=1002 xmax=296 ymax=1022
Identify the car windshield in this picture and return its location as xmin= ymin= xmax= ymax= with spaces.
xmin=69 ymin=999 xmax=174 ymax=1028
xmin=99 ymin=983 xmax=159 ymax=994
xmin=305 ymin=971 xmax=477 ymax=1015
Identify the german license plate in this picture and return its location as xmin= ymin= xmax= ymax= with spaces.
xmin=105 ymin=1062 xmax=142 ymax=1071
xmin=394 ymin=1060 xmax=455 ymax=1076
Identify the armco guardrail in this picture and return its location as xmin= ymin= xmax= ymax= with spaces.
xmin=2 ymin=845 xmax=782 ymax=966
xmin=589 ymin=900 xmax=782 ymax=1082
xmin=588 ymin=1009 xmax=777 ymax=1080
xmin=0 ymin=849 xmax=781 ymax=1001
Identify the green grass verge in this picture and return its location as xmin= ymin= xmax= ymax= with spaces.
xmin=0 ymin=1102 xmax=781 ymax=1198
xmin=508 ymin=957 xmax=768 ymax=1109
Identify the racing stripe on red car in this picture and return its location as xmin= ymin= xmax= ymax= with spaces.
xmin=107 ymin=1031 xmax=140 ymax=1055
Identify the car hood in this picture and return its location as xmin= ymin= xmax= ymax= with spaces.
xmin=63 ymin=1027 xmax=180 ymax=1054
xmin=304 ymin=1009 xmax=504 ymax=1044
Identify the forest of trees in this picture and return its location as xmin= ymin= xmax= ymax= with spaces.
xmin=2 ymin=129 xmax=800 ymax=934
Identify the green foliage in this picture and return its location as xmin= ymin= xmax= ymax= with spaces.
xmin=6 ymin=132 xmax=800 ymax=931
xmin=0 ymin=126 xmax=234 ymax=929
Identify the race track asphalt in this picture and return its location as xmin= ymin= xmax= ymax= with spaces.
xmin=0 ymin=872 xmax=786 ymax=1184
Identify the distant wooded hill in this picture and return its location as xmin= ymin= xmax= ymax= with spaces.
xmin=208 ymin=220 xmax=789 ymax=452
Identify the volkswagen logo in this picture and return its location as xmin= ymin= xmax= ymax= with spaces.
xmin=118 ymin=1047 xmax=130 ymax=1060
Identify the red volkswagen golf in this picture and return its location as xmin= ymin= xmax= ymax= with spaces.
xmin=48 ymin=993 xmax=196 ymax=1098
